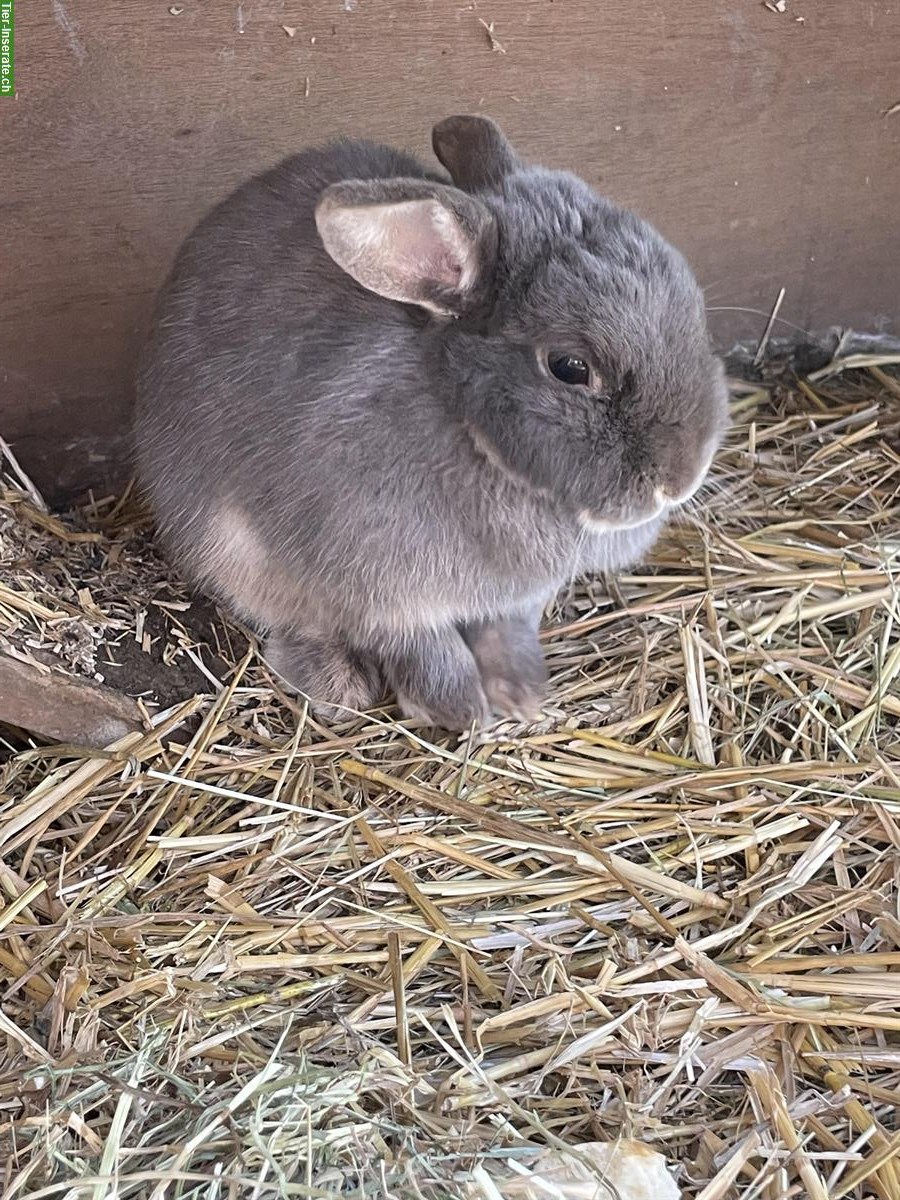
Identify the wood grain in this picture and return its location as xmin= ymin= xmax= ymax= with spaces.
xmin=1 ymin=0 xmax=897 ymax=500
xmin=0 ymin=653 xmax=144 ymax=748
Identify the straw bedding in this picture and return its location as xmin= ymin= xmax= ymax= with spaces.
xmin=1 ymin=354 xmax=899 ymax=1199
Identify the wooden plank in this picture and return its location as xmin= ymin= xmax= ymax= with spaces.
xmin=0 ymin=653 xmax=143 ymax=748
xmin=1 ymin=0 xmax=898 ymax=500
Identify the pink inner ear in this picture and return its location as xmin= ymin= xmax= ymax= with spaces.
xmin=387 ymin=200 xmax=472 ymax=293
xmin=318 ymin=191 xmax=478 ymax=309
xmin=424 ymin=251 xmax=463 ymax=290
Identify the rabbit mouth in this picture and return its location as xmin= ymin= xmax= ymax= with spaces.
xmin=578 ymin=502 xmax=667 ymax=534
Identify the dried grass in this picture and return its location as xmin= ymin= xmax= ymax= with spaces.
xmin=0 ymin=356 xmax=899 ymax=1198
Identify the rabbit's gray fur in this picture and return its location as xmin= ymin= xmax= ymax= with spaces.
xmin=135 ymin=116 xmax=727 ymax=728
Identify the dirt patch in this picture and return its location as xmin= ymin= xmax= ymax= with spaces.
xmin=0 ymin=489 xmax=252 ymax=728
xmin=95 ymin=590 xmax=244 ymax=708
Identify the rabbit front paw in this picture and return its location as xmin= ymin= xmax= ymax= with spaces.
xmin=382 ymin=627 xmax=489 ymax=732
xmin=396 ymin=680 xmax=488 ymax=732
xmin=462 ymin=614 xmax=549 ymax=723
xmin=481 ymin=669 xmax=546 ymax=723
xmin=264 ymin=630 xmax=383 ymax=720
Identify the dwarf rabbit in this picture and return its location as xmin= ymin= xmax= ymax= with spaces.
xmin=135 ymin=116 xmax=727 ymax=729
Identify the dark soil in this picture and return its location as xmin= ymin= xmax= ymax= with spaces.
xmin=97 ymin=590 xmax=249 ymax=708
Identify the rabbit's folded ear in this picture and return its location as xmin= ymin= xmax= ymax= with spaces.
xmin=315 ymin=178 xmax=496 ymax=316
xmin=432 ymin=115 xmax=521 ymax=192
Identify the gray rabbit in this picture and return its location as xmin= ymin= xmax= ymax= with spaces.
xmin=135 ymin=116 xmax=727 ymax=729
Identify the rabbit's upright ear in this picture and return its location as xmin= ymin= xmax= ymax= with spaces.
xmin=315 ymin=178 xmax=496 ymax=316
xmin=432 ymin=115 xmax=521 ymax=192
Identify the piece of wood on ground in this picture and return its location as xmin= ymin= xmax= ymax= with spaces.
xmin=0 ymin=652 xmax=144 ymax=748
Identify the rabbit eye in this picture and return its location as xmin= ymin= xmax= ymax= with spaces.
xmin=547 ymin=352 xmax=591 ymax=387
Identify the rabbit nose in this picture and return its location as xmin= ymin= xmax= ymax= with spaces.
xmin=656 ymin=470 xmax=702 ymax=506
xmin=655 ymin=478 xmax=697 ymax=506
xmin=656 ymin=444 xmax=715 ymax=505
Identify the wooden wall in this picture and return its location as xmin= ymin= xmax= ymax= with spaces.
xmin=2 ymin=0 xmax=898 ymax=501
